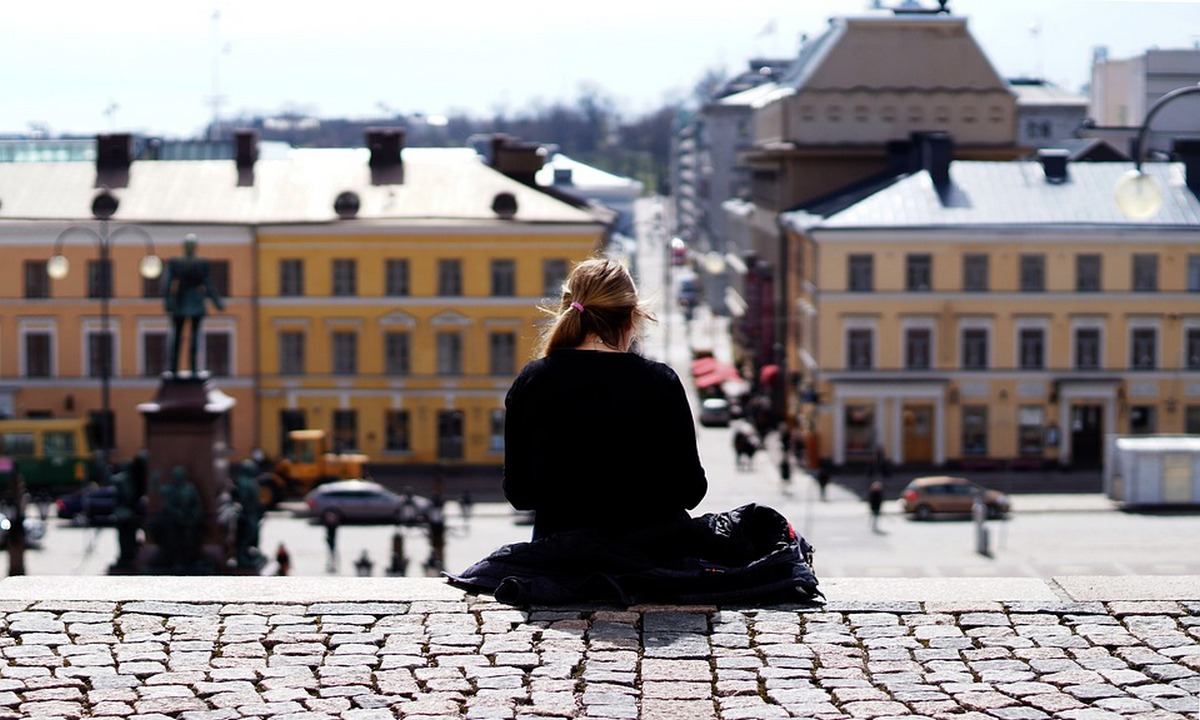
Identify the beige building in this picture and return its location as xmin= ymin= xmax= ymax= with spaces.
xmin=724 ymin=9 xmax=1023 ymax=393
xmin=784 ymin=151 xmax=1200 ymax=474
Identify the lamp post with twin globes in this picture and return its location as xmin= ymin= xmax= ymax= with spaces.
xmin=1113 ymin=82 xmax=1200 ymax=219
xmin=46 ymin=189 xmax=162 ymax=472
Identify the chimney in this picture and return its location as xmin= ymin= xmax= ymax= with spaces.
xmin=1037 ymin=148 xmax=1070 ymax=184
xmin=365 ymin=127 xmax=405 ymax=185
xmin=490 ymin=133 xmax=546 ymax=186
xmin=95 ymin=133 xmax=133 ymax=188
xmin=235 ymin=129 xmax=258 ymax=187
xmin=1175 ymin=139 xmax=1200 ymax=197
xmin=919 ymin=132 xmax=953 ymax=190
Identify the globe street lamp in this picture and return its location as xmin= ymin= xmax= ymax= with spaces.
xmin=47 ymin=189 xmax=162 ymax=469
xmin=1114 ymin=82 xmax=1200 ymax=219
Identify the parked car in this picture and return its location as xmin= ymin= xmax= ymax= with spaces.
xmin=55 ymin=484 xmax=119 ymax=526
xmin=303 ymin=480 xmax=431 ymax=526
xmin=699 ymin=397 xmax=733 ymax=427
xmin=900 ymin=476 xmax=1011 ymax=520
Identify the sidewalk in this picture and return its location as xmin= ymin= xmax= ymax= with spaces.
xmin=0 ymin=575 xmax=1196 ymax=719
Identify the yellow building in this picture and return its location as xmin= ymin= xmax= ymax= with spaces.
xmin=0 ymin=137 xmax=257 ymax=465
xmin=0 ymin=132 xmax=607 ymax=477
xmin=254 ymin=138 xmax=606 ymax=474
xmin=786 ymin=151 xmax=1200 ymax=473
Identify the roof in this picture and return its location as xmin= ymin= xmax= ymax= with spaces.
xmin=779 ymin=14 xmax=1008 ymax=94
xmin=1007 ymin=78 xmax=1089 ymax=107
xmin=804 ymin=160 xmax=1200 ymax=231
xmin=535 ymin=153 xmax=643 ymax=196
xmin=0 ymin=146 xmax=603 ymax=226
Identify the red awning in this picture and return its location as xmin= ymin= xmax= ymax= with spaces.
xmin=695 ymin=364 xmax=741 ymax=389
xmin=759 ymin=364 xmax=780 ymax=385
xmin=691 ymin=357 xmax=719 ymax=376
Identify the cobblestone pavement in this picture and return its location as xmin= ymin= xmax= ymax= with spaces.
xmin=0 ymin=579 xmax=1198 ymax=720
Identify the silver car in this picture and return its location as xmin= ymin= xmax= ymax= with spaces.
xmin=303 ymin=480 xmax=430 ymax=526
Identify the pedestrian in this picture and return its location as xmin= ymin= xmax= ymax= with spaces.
xmin=778 ymin=422 xmax=792 ymax=486
xmin=502 ymin=257 xmax=708 ymax=540
xmin=323 ymin=513 xmax=339 ymax=572
xmin=868 ymin=480 xmax=884 ymax=532
xmin=459 ymin=489 xmax=474 ymax=523
xmin=274 ymin=543 xmax=291 ymax=576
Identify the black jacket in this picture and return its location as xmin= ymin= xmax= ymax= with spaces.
xmin=445 ymin=504 xmax=821 ymax=607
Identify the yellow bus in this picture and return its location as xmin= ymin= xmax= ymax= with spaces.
xmin=0 ymin=417 xmax=94 ymax=499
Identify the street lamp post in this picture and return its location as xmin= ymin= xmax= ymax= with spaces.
xmin=47 ymin=190 xmax=162 ymax=470
xmin=1114 ymin=82 xmax=1200 ymax=219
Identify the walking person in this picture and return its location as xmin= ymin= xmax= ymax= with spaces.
xmin=502 ymin=257 xmax=708 ymax=540
xmin=322 ymin=513 xmax=340 ymax=573
xmin=868 ymin=480 xmax=884 ymax=533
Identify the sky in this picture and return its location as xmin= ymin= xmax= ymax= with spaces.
xmin=5 ymin=0 xmax=1200 ymax=138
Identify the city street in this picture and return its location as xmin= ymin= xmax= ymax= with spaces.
xmin=8 ymin=196 xmax=1199 ymax=581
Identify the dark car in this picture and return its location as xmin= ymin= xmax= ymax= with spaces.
xmin=900 ymin=475 xmax=1011 ymax=521
xmin=55 ymin=484 xmax=119 ymax=526
xmin=303 ymin=480 xmax=431 ymax=526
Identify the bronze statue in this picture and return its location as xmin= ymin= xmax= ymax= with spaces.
xmin=112 ymin=450 xmax=149 ymax=569
xmin=162 ymin=234 xmax=224 ymax=376
xmin=233 ymin=459 xmax=263 ymax=569
xmin=153 ymin=465 xmax=203 ymax=572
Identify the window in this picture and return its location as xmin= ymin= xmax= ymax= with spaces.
xmin=843 ymin=404 xmax=875 ymax=460
xmin=24 ymin=260 xmax=49 ymax=299
xmin=332 ymin=259 xmax=357 ymax=297
xmin=962 ymin=406 xmax=988 ymax=456
xmin=142 ymin=272 xmax=163 ymax=299
xmin=279 ymin=331 xmax=305 ymax=375
xmin=87 ymin=331 xmax=114 ymax=378
xmin=437 ymin=409 xmax=464 ymax=460
xmin=1019 ymin=328 xmax=1044 ymax=370
xmin=489 ymin=331 xmax=517 ymax=376
xmin=1131 ymin=328 xmax=1156 ymax=370
xmin=332 ymin=331 xmax=357 ymax=375
xmin=1188 ymin=329 xmax=1200 ymax=370
xmin=963 ymin=254 xmax=988 ymax=291
xmin=543 ymin=259 xmax=568 ymax=297
xmin=1019 ymin=254 xmax=1045 ymax=292
xmin=1017 ymin=406 xmax=1044 ymax=456
xmin=491 ymin=259 xmax=516 ymax=297
xmin=143 ymin=332 xmax=168 ymax=377
xmin=209 ymin=260 xmax=230 ymax=297
xmin=489 ymin=409 xmax=505 ymax=452
xmin=906 ymin=254 xmax=932 ymax=291
xmin=204 ymin=331 xmax=231 ymax=377
xmin=1076 ymin=254 xmax=1101 ymax=292
xmin=332 ymin=409 xmax=358 ymax=451
xmin=384 ymin=331 xmax=411 ymax=376
xmin=1129 ymin=406 xmax=1156 ymax=435
xmin=1188 ymin=255 xmax=1200 ymax=292
xmin=847 ymin=329 xmax=873 ymax=370
xmin=385 ymin=259 xmax=410 ymax=296
xmin=847 ymin=254 xmax=873 ymax=291
xmin=24 ymin=332 xmax=52 ymax=378
xmin=1187 ymin=405 xmax=1200 ymax=434
xmin=438 ymin=259 xmax=462 ymax=296
xmin=1075 ymin=328 xmax=1101 ymax=370
xmin=1132 ymin=254 xmax=1158 ymax=291
xmin=961 ymin=328 xmax=988 ymax=370
xmin=279 ymin=409 xmax=307 ymax=456
xmin=385 ymin=410 xmax=411 ymax=452
xmin=279 ymin=259 xmax=304 ymax=296
xmin=88 ymin=259 xmax=112 ymax=299
xmin=905 ymin=328 xmax=931 ymax=370
xmin=437 ymin=331 xmax=463 ymax=375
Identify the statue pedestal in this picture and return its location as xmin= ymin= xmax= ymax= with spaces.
xmin=136 ymin=373 xmax=237 ymax=573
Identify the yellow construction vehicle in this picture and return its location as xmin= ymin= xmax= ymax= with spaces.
xmin=257 ymin=429 xmax=369 ymax=507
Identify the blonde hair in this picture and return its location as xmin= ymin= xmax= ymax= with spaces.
xmin=534 ymin=256 xmax=656 ymax=357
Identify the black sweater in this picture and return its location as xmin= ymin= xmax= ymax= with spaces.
xmin=503 ymin=350 xmax=708 ymax=539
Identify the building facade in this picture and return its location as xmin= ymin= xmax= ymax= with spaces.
xmin=786 ymin=154 xmax=1200 ymax=474
xmin=0 ymin=133 xmax=607 ymax=475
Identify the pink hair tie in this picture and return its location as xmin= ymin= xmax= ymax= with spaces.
xmin=570 ymin=301 xmax=585 ymax=313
